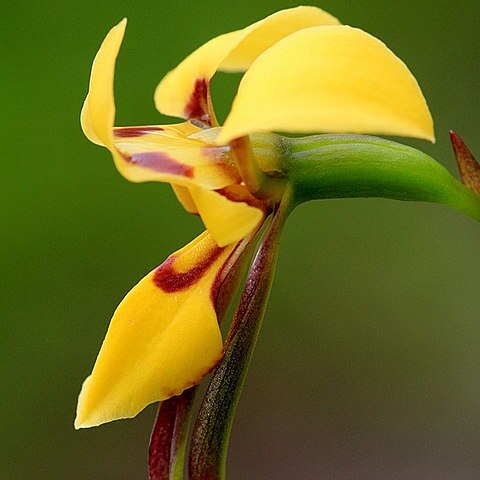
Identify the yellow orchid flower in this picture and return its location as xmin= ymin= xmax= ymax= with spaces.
xmin=75 ymin=6 xmax=433 ymax=429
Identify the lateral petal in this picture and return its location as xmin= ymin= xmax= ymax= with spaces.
xmin=218 ymin=26 xmax=434 ymax=144
xmin=154 ymin=6 xmax=339 ymax=122
xmin=113 ymin=125 xmax=240 ymax=188
xmin=80 ymin=21 xmax=238 ymax=189
xmin=171 ymin=185 xmax=198 ymax=214
xmin=81 ymin=18 xmax=126 ymax=148
xmin=190 ymin=185 xmax=265 ymax=247
xmin=75 ymin=232 xmax=237 ymax=428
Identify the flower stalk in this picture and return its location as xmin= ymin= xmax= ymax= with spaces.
xmin=188 ymin=188 xmax=293 ymax=480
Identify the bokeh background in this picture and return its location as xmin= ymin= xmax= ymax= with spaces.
xmin=2 ymin=1 xmax=480 ymax=478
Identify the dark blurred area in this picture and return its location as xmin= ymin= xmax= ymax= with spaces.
xmin=1 ymin=1 xmax=479 ymax=478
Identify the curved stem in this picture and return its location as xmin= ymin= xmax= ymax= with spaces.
xmin=282 ymin=134 xmax=480 ymax=224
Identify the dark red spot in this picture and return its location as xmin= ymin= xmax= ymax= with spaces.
xmin=215 ymin=186 xmax=267 ymax=210
xmin=125 ymin=151 xmax=194 ymax=178
xmin=114 ymin=126 xmax=165 ymax=138
xmin=184 ymin=79 xmax=211 ymax=125
xmin=153 ymin=245 xmax=225 ymax=293
xmin=209 ymin=241 xmax=245 ymax=307
xmin=215 ymin=188 xmax=242 ymax=202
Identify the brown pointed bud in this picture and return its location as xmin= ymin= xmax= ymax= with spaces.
xmin=450 ymin=131 xmax=480 ymax=194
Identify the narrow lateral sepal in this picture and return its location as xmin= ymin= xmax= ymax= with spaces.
xmin=149 ymin=388 xmax=197 ymax=480
xmin=450 ymin=131 xmax=480 ymax=194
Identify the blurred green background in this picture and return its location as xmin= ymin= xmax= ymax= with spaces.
xmin=2 ymin=1 xmax=480 ymax=478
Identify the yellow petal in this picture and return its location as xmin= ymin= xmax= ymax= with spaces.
xmin=171 ymin=185 xmax=198 ymax=214
xmin=218 ymin=26 xmax=434 ymax=144
xmin=218 ymin=8 xmax=339 ymax=72
xmin=154 ymin=6 xmax=339 ymax=121
xmin=75 ymin=232 xmax=238 ymax=428
xmin=81 ymin=21 xmax=239 ymax=189
xmin=190 ymin=184 xmax=265 ymax=247
xmin=80 ymin=101 xmax=103 ymax=146
xmin=113 ymin=125 xmax=240 ymax=188
xmin=81 ymin=18 xmax=126 ymax=148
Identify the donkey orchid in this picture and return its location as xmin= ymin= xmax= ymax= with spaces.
xmin=75 ymin=6 xmax=435 ymax=429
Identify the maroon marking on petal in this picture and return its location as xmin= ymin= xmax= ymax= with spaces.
xmin=185 ymin=78 xmax=211 ymax=125
xmin=215 ymin=188 xmax=242 ymax=202
xmin=215 ymin=186 xmax=268 ymax=210
xmin=114 ymin=126 xmax=165 ymax=138
xmin=153 ymin=245 xmax=225 ymax=293
xmin=210 ymin=241 xmax=245 ymax=307
xmin=126 ymin=151 xmax=194 ymax=178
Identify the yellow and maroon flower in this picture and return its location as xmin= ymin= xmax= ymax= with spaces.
xmin=75 ymin=6 xmax=433 ymax=429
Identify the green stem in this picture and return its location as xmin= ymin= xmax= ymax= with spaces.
xmin=188 ymin=188 xmax=293 ymax=480
xmin=281 ymin=134 xmax=480 ymax=223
